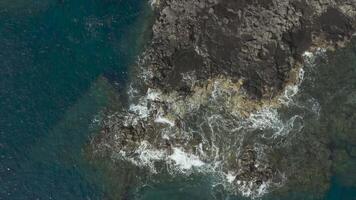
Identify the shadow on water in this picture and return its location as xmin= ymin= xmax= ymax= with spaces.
xmin=0 ymin=0 xmax=152 ymax=199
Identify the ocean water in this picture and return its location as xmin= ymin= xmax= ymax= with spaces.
xmin=0 ymin=0 xmax=151 ymax=199
xmin=1 ymin=1 xmax=356 ymax=200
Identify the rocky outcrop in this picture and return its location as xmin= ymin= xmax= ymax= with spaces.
xmin=92 ymin=0 xmax=356 ymax=198
xmin=145 ymin=0 xmax=356 ymax=98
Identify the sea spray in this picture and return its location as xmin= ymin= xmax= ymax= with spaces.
xmin=96 ymin=68 xmax=311 ymax=198
xmin=93 ymin=45 xmax=341 ymax=198
xmin=92 ymin=1 xmax=356 ymax=198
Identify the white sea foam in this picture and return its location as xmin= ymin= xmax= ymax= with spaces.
xmin=146 ymin=88 xmax=161 ymax=101
xmin=120 ymin=141 xmax=206 ymax=173
xmin=91 ymin=113 xmax=101 ymax=125
xmin=279 ymin=68 xmax=304 ymax=106
xmin=194 ymin=45 xmax=209 ymax=57
xmin=302 ymin=51 xmax=313 ymax=58
xmin=149 ymin=0 xmax=159 ymax=8
xmin=129 ymin=88 xmax=162 ymax=120
xmin=168 ymin=147 xmax=205 ymax=170
xmin=302 ymin=48 xmax=327 ymax=67
xmin=161 ymin=133 xmax=170 ymax=140
xmin=225 ymin=172 xmax=236 ymax=183
xmin=127 ymin=83 xmax=139 ymax=100
xmin=154 ymin=116 xmax=175 ymax=127
xmin=129 ymin=102 xmax=149 ymax=119
xmin=247 ymin=108 xmax=281 ymax=131
xmin=211 ymin=80 xmax=220 ymax=100
xmin=279 ymin=84 xmax=299 ymax=105
xmin=118 ymin=47 xmax=316 ymax=198
xmin=310 ymin=97 xmax=321 ymax=116
xmin=246 ymin=107 xmax=303 ymax=138
xmin=221 ymin=160 xmax=285 ymax=199
xmin=255 ymin=182 xmax=270 ymax=198
xmin=122 ymin=141 xmax=165 ymax=173
xmin=137 ymin=141 xmax=165 ymax=162
xmin=238 ymin=181 xmax=270 ymax=199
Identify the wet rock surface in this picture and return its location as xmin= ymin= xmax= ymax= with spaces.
xmin=91 ymin=0 xmax=356 ymax=199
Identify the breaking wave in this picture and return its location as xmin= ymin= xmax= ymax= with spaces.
xmin=97 ymin=49 xmax=328 ymax=199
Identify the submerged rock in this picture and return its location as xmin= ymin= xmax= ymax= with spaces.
xmin=91 ymin=0 xmax=356 ymax=199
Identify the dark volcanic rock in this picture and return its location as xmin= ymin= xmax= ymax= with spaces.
xmin=91 ymin=0 xmax=356 ymax=199
xmin=144 ymin=0 xmax=356 ymax=98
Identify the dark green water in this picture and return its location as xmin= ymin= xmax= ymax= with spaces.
xmin=1 ymin=1 xmax=356 ymax=200
xmin=310 ymin=39 xmax=356 ymax=200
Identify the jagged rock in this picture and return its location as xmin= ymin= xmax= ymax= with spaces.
xmin=91 ymin=0 xmax=356 ymax=198
xmin=145 ymin=0 xmax=356 ymax=98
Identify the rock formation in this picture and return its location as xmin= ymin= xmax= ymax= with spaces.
xmin=91 ymin=0 xmax=356 ymax=198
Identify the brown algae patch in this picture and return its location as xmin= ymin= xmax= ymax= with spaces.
xmin=147 ymin=69 xmax=304 ymax=121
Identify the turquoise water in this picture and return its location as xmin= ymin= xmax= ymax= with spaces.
xmin=1 ymin=1 xmax=356 ymax=200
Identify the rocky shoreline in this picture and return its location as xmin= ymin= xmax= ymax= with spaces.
xmin=91 ymin=0 xmax=356 ymax=199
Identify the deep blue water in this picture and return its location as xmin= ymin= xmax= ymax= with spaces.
xmin=1 ymin=1 xmax=356 ymax=200
xmin=0 ymin=0 xmax=149 ymax=199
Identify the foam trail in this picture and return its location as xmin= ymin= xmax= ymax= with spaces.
xmin=154 ymin=116 xmax=175 ymax=127
xmin=149 ymin=0 xmax=159 ymax=8
xmin=168 ymin=147 xmax=205 ymax=170
xmin=302 ymin=48 xmax=327 ymax=67
xmin=279 ymin=67 xmax=305 ymax=106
